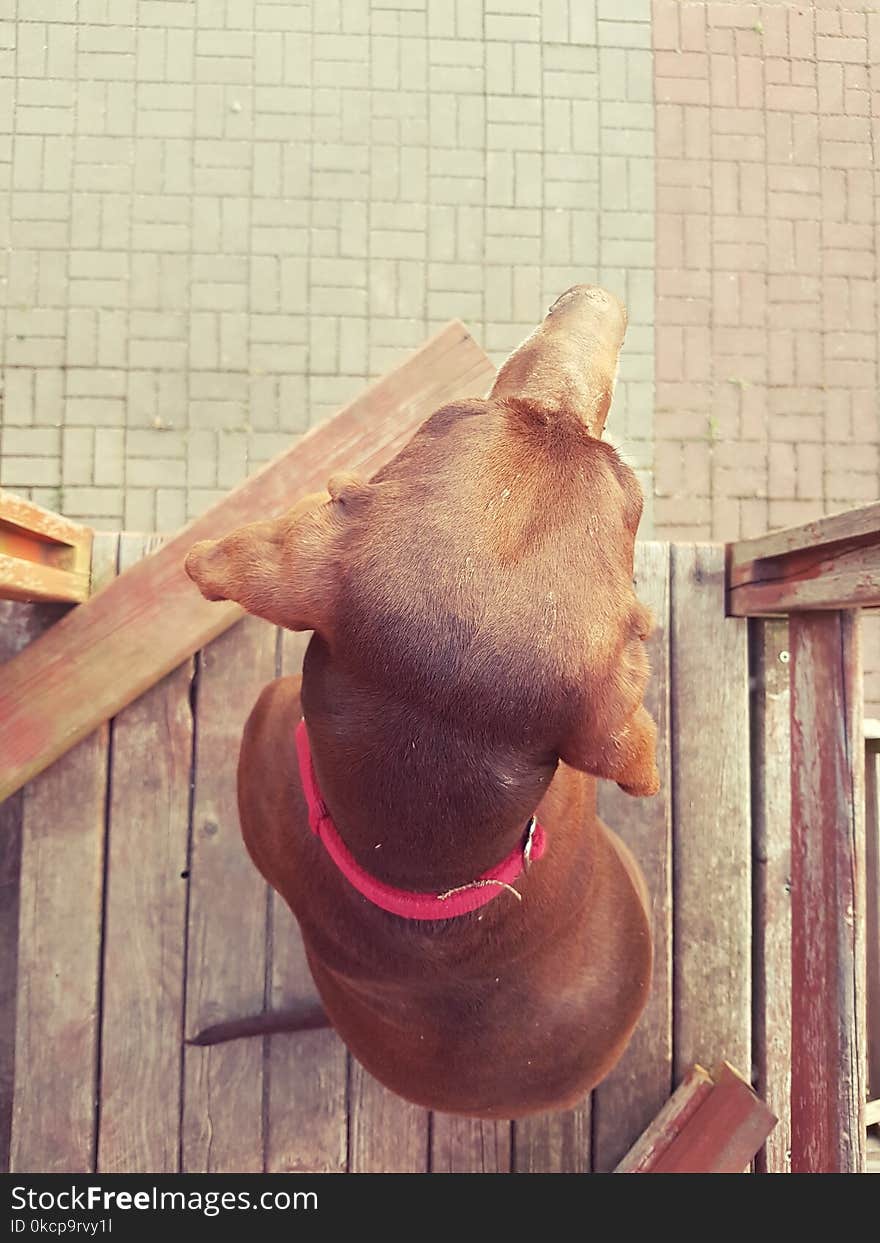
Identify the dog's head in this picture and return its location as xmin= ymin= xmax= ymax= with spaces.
xmin=185 ymin=286 xmax=658 ymax=796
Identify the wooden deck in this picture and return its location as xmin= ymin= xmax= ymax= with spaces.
xmin=2 ymin=534 xmax=792 ymax=1174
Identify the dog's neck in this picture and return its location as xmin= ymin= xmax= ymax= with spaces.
xmin=299 ymin=641 xmax=558 ymax=892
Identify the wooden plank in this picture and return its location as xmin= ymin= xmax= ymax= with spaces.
xmin=729 ymin=500 xmax=880 ymax=570
xmin=593 ymin=540 xmax=672 ymax=1172
xmin=670 ymin=544 xmax=751 ymax=1082
xmin=728 ymin=542 xmax=880 ymax=616
xmin=0 ymin=553 xmax=90 ymax=605
xmin=749 ymin=618 xmax=792 ymax=1174
xmin=0 ymin=600 xmax=70 ymax=1173
xmin=431 ymin=1115 xmax=511 ymax=1174
xmin=181 ymin=617 xmax=278 ymax=1172
xmin=512 ymin=1106 xmax=590 ymax=1173
xmin=265 ymin=629 xmax=348 ymax=1174
xmin=0 ymin=323 xmax=495 ymax=805
xmin=9 ymin=534 xmax=119 ymax=1174
xmin=866 ymin=1099 xmax=880 ymax=1128
xmin=617 ymin=1063 xmax=776 ymax=1174
xmin=614 ymin=1064 xmax=713 ymax=1172
xmin=348 ymin=1061 xmax=430 ymax=1172
xmin=790 ymin=611 xmax=866 ymax=1173
xmin=97 ymin=535 xmax=193 ymax=1173
xmin=867 ymin=741 xmax=880 ymax=1101
xmin=0 ymin=489 xmax=92 ymax=553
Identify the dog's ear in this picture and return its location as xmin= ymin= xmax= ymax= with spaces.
xmin=557 ymin=612 xmax=660 ymax=797
xmin=184 ymin=487 xmax=343 ymax=632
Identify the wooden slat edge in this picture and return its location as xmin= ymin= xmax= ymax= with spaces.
xmin=614 ymin=1065 xmax=713 ymax=1172
xmin=616 ymin=1063 xmax=776 ymax=1174
xmin=0 ymin=490 xmax=93 ymax=552
xmin=9 ymin=533 xmax=119 ymax=1174
xmin=750 ymin=618 xmax=792 ymax=1173
xmin=790 ymin=611 xmax=866 ymax=1173
xmin=647 ymin=1063 xmax=777 ymax=1174
xmin=728 ymin=501 xmax=880 ymax=571
xmin=0 ymin=555 xmax=89 ymax=605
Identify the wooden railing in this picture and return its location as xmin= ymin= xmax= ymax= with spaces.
xmin=727 ymin=501 xmax=880 ymax=1174
xmin=0 ymin=491 xmax=93 ymax=605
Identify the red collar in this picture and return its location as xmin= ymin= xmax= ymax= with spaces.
xmin=294 ymin=720 xmax=547 ymax=921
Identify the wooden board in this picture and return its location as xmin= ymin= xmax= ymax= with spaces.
xmin=729 ymin=499 xmax=880 ymax=568
xmin=728 ymin=543 xmax=880 ymax=615
xmin=9 ymin=535 xmax=118 ymax=1173
xmin=0 ymin=599 xmax=70 ymax=1172
xmin=790 ymin=611 xmax=866 ymax=1173
xmin=670 ymin=544 xmax=751 ymax=1081
xmin=868 ymin=739 xmax=880 ymax=1101
xmin=749 ymin=618 xmax=792 ymax=1174
xmin=0 ymin=490 xmax=92 ymax=605
xmin=0 ymin=323 xmax=495 ymax=804
xmin=97 ymin=535 xmax=193 ymax=1173
xmin=181 ymin=617 xmax=277 ymax=1172
xmin=0 ymin=554 xmax=91 ymax=606
xmin=348 ymin=1063 xmax=430 ymax=1173
xmin=431 ymin=1115 xmax=511 ymax=1174
xmin=266 ymin=629 xmax=348 ymax=1174
xmin=593 ymin=540 xmax=673 ymax=1172
xmin=512 ymin=1106 xmax=590 ymax=1173
xmin=614 ymin=1064 xmax=713 ymax=1172
xmin=617 ymin=1062 xmax=776 ymax=1174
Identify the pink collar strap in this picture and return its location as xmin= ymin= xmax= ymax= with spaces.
xmin=294 ymin=719 xmax=547 ymax=921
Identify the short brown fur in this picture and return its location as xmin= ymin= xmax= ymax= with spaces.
xmin=185 ymin=286 xmax=659 ymax=1117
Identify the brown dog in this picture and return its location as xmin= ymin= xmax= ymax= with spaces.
xmin=185 ymin=286 xmax=659 ymax=1118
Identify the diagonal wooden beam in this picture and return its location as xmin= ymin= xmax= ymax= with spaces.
xmin=0 ymin=322 xmax=494 ymax=806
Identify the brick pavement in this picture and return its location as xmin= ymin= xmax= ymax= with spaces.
xmin=0 ymin=0 xmax=656 ymax=533
xmin=652 ymin=0 xmax=880 ymax=710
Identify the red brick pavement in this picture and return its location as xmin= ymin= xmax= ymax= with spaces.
xmin=652 ymin=0 xmax=880 ymax=712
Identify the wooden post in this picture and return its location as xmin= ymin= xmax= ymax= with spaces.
xmin=750 ymin=618 xmax=792 ymax=1173
xmin=865 ymin=725 xmax=880 ymax=1100
xmin=789 ymin=611 xmax=866 ymax=1173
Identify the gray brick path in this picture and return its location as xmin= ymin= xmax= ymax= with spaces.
xmin=0 ymin=0 xmax=656 ymax=531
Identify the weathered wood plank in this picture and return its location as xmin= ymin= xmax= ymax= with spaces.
xmin=0 ymin=600 xmax=69 ymax=1173
xmin=790 ymin=611 xmax=866 ymax=1173
xmin=431 ymin=1115 xmax=511 ymax=1174
xmin=9 ymin=535 xmax=119 ymax=1173
xmin=614 ymin=1064 xmax=713 ymax=1172
xmin=728 ymin=543 xmax=880 ymax=616
xmin=265 ymin=629 xmax=348 ymax=1174
xmin=182 ymin=617 xmax=277 ymax=1172
xmin=867 ymin=739 xmax=880 ymax=1100
xmin=0 ymin=491 xmax=92 ymax=604
xmin=512 ymin=1105 xmax=590 ymax=1173
xmin=750 ymin=618 xmax=792 ymax=1174
xmin=348 ymin=1063 xmax=430 ymax=1173
xmin=0 ymin=554 xmax=90 ymax=605
xmin=670 ymin=544 xmax=751 ymax=1082
xmin=0 ymin=324 xmax=495 ymax=804
xmin=616 ymin=1063 xmax=776 ymax=1174
xmin=593 ymin=540 xmax=672 ymax=1172
xmin=729 ymin=500 xmax=880 ymax=570
xmin=97 ymin=536 xmax=193 ymax=1173
xmin=0 ymin=490 xmax=92 ymax=553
